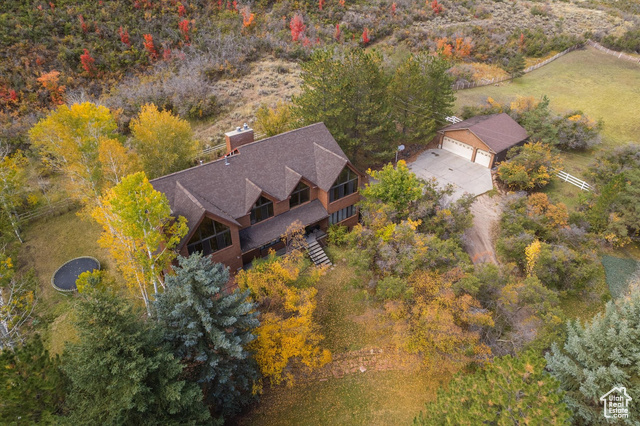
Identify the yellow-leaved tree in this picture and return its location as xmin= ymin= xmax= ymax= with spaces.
xmin=0 ymin=149 xmax=28 ymax=243
xmin=236 ymin=222 xmax=330 ymax=385
xmin=129 ymin=104 xmax=198 ymax=179
xmin=28 ymin=102 xmax=139 ymax=213
xmin=91 ymin=172 xmax=187 ymax=315
xmin=254 ymin=101 xmax=295 ymax=138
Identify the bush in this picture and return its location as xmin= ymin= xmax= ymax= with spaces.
xmin=328 ymin=224 xmax=349 ymax=246
xmin=497 ymin=142 xmax=562 ymax=191
xmin=376 ymin=275 xmax=410 ymax=300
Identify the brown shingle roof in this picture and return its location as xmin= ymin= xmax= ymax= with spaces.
xmin=239 ymin=200 xmax=328 ymax=251
xmin=151 ymin=122 xmax=353 ymax=225
xmin=440 ymin=113 xmax=528 ymax=154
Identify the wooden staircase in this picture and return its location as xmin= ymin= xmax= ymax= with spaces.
xmin=307 ymin=239 xmax=332 ymax=266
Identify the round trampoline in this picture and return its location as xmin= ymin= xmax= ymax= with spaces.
xmin=51 ymin=256 xmax=100 ymax=292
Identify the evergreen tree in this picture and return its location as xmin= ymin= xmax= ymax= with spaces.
xmin=546 ymin=294 xmax=640 ymax=425
xmin=505 ymin=53 xmax=526 ymax=79
xmin=390 ymin=53 xmax=455 ymax=142
xmin=63 ymin=290 xmax=210 ymax=425
xmin=155 ymin=254 xmax=260 ymax=419
xmin=0 ymin=335 xmax=66 ymax=424
xmin=293 ymin=48 xmax=396 ymax=163
xmin=415 ymin=351 xmax=570 ymax=425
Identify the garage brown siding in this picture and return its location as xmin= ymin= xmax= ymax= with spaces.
xmin=442 ymin=130 xmax=491 ymax=152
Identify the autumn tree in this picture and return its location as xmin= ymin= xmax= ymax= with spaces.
xmin=254 ymin=101 xmax=294 ymax=137
xmin=143 ymin=34 xmax=158 ymax=60
xmin=91 ymin=172 xmax=187 ymax=314
xmin=293 ymin=48 xmax=396 ymax=163
xmin=236 ymin=231 xmax=330 ymax=385
xmin=155 ymin=254 xmax=259 ymax=419
xmin=389 ymin=53 xmax=455 ymax=142
xmin=415 ymin=351 xmax=570 ymax=424
xmin=36 ymin=70 xmax=66 ymax=105
xmin=290 ymin=14 xmax=306 ymax=42
xmin=497 ymin=142 xmax=562 ymax=191
xmin=0 ymin=149 xmax=28 ymax=242
xmin=0 ymin=335 xmax=65 ymax=424
xmin=406 ymin=269 xmax=493 ymax=372
xmin=80 ymin=49 xmax=95 ymax=75
xmin=63 ymin=290 xmax=210 ymax=424
xmin=130 ymin=104 xmax=198 ymax=179
xmin=29 ymin=102 xmax=138 ymax=212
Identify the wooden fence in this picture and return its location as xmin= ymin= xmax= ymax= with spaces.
xmin=586 ymin=40 xmax=640 ymax=65
xmin=555 ymin=170 xmax=593 ymax=192
xmin=18 ymin=199 xmax=76 ymax=222
xmin=454 ymin=44 xmax=582 ymax=91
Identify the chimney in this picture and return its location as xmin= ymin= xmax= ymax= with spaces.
xmin=224 ymin=123 xmax=254 ymax=153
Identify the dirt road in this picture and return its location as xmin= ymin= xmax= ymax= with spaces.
xmin=464 ymin=193 xmax=504 ymax=264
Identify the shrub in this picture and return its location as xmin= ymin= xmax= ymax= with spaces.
xmin=497 ymin=142 xmax=562 ymax=191
xmin=376 ymin=275 xmax=410 ymax=300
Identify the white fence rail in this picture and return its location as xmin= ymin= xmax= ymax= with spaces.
xmin=555 ymin=170 xmax=593 ymax=191
xmin=454 ymin=45 xmax=581 ymax=91
xmin=587 ymin=40 xmax=640 ymax=65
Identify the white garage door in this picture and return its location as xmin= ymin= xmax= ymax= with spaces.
xmin=474 ymin=149 xmax=492 ymax=168
xmin=442 ymin=137 xmax=473 ymax=161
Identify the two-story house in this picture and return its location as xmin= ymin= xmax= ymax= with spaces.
xmin=150 ymin=122 xmax=363 ymax=272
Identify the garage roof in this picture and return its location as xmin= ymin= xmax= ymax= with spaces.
xmin=440 ymin=113 xmax=528 ymax=154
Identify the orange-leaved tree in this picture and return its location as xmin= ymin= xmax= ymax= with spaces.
xmin=91 ymin=172 xmax=187 ymax=315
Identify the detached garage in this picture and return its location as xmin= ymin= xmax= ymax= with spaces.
xmin=436 ymin=113 xmax=529 ymax=168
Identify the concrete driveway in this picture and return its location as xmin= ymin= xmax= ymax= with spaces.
xmin=407 ymin=149 xmax=493 ymax=201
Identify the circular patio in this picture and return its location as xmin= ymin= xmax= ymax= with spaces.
xmin=51 ymin=257 xmax=100 ymax=292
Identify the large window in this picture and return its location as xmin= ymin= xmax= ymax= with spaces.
xmin=250 ymin=196 xmax=274 ymax=224
xmin=289 ymin=182 xmax=310 ymax=208
xmin=329 ymin=167 xmax=358 ymax=202
xmin=329 ymin=205 xmax=357 ymax=225
xmin=187 ymin=217 xmax=232 ymax=255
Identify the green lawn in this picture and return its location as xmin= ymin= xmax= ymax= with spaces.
xmin=455 ymin=45 xmax=640 ymax=205
xmin=18 ymin=209 xmax=113 ymax=355
xmin=241 ymin=369 xmax=444 ymax=426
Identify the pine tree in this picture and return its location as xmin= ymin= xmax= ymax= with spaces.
xmin=415 ymin=351 xmax=570 ymax=425
xmin=389 ymin=53 xmax=455 ymax=142
xmin=0 ymin=335 xmax=65 ymax=424
xmin=293 ymin=48 xmax=396 ymax=164
xmin=63 ymin=291 xmax=210 ymax=425
xmin=505 ymin=53 xmax=526 ymax=79
xmin=546 ymin=294 xmax=640 ymax=425
xmin=155 ymin=254 xmax=260 ymax=419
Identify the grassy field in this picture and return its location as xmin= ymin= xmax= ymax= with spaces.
xmin=455 ymin=45 xmax=640 ymax=208
xmin=17 ymin=209 xmax=113 ymax=355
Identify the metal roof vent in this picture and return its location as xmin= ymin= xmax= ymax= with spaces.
xmin=236 ymin=126 xmax=241 ymax=132
xmin=243 ymin=123 xmax=249 ymax=130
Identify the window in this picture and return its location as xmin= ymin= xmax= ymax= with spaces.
xmin=250 ymin=196 xmax=274 ymax=224
xmin=329 ymin=167 xmax=358 ymax=202
xmin=329 ymin=205 xmax=357 ymax=225
xmin=289 ymin=182 xmax=310 ymax=208
xmin=187 ymin=217 xmax=232 ymax=255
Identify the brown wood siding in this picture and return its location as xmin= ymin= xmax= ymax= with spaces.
xmin=443 ymin=129 xmax=491 ymax=152
xmin=327 ymin=191 xmax=360 ymax=214
xmin=274 ymin=199 xmax=289 ymax=216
